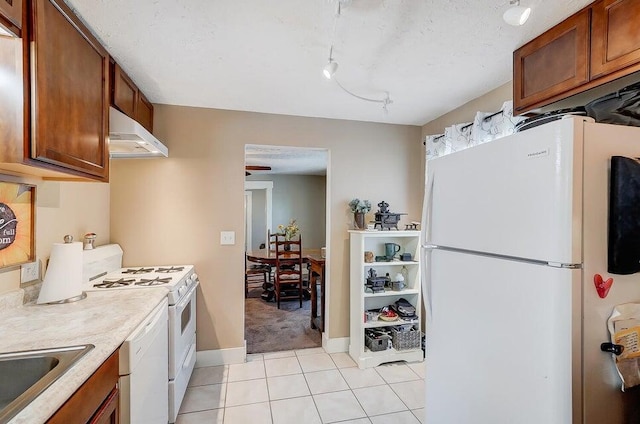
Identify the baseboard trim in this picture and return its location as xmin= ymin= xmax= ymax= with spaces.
xmin=196 ymin=337 xmax=348 ymax=366
xmin=322 ymin=335 xmax=349 ymax=353
xmin=195 ymin=345 xmax=246 ymax=368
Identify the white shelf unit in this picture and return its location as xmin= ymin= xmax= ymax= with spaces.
xmin=348 ymin=230 xmax=423 ymax=369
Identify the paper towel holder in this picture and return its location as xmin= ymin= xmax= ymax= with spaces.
xmin=37 ymin=235 xmax=87 ymax=304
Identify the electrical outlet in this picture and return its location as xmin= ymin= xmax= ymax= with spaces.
xmin=21 ymin=260 xmax=40 ymax=283
xmin=220 ymin=231 xmax=235 ymax=245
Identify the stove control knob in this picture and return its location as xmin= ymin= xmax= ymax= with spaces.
xmin=192 ymin=273 xmax=199 ymax=282
xmin=178 ymin=286 xmax=186 ymax=297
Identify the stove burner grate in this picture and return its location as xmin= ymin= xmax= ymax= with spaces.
xmin=155 ymin=266 xmax=185 ymax=273
xmin=122 ymin=267 xmax=154 ymax=274
xmin=135 ymin=277 xmax=172 ymax=286
xmin=94 ymin=278 xmax=135 ymax=288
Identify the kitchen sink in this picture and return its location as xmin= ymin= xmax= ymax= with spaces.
xmin=0 ymin=344 xmax=94 ymax=424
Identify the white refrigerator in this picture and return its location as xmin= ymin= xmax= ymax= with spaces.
xmin=422 ymin=116 xmax=640 ymax=423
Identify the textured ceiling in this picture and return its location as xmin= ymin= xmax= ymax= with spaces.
xmin=65 ymin=0 xmax=593 ymax=127
xmin=245 ymin=145 xmax=328 ymax=176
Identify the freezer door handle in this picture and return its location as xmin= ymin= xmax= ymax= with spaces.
xmin=421 ymin=172 xmax=435 ymax=246
xmin=420 ymin=173 xmax=435 ymax=322
xmin=601 ymin=342 xmax=624 ymax=356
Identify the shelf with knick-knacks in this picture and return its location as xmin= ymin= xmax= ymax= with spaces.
xmin=349 ymin=230 xmax=423 ymax=368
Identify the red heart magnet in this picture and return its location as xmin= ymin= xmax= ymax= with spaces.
xmin=594 ymin=274 xmax=614 ymax=299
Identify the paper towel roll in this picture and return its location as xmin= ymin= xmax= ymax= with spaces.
xmin=37 ymin=242 xmax=85 ymax=304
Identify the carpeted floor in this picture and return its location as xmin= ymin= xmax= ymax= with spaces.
xmin=245 ymin=287 xmax=322 ymax=353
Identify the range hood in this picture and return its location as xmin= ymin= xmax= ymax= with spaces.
xmin=109 ymin=107 xmax=168 ymax=158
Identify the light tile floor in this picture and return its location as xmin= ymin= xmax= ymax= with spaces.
xmin=177 ymin=349 xmax=425 ymax=424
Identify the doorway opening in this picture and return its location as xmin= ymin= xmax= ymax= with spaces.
xmin=244 ymin=144 xmax=329 ymax=354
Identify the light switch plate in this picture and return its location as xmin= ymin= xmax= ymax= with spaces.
xmin=220 ymin=231 xmax=235 ymax=245
xmin=21 ymin=260 xmax=41 ymax=284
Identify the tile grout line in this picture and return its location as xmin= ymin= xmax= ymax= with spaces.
xmin=177 ymin=350 xmax=424 ymax=423
xmin=301 ymin=362 xmax=325 ymax=423
xmin=259 ymin=357 xmax=275 ymax=424
xmin=293 ymin=351 xmax=327 ymax=424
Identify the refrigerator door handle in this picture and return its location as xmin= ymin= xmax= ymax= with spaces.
xmin=421 ymin=244 xmax=434 ymax=322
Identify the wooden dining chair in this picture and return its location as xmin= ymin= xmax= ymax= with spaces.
xmin=245 ymin=255 xmax=270 ymax=298
xmin=273 ymin=233 xmax=303 ymax=309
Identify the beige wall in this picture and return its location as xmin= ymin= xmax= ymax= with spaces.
xmin=248 ymin=174 xmax=327 ymax=249
xmin=0 ymin=177 xmax=110 ymax=294
xmin=110 ymin=105 xmax=423 ymax=351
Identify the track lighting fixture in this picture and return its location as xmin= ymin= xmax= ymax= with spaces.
xmin=503 ymin=0 xmax=531 ymax=26
xmin=323 ymin=61 xmax=338 ymax=79
xmin=322 ymin=2 xmax=392 ymax=113
xmin=321 ymin=45 xmax=392 ymax=112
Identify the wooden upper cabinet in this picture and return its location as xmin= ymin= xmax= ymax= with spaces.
xmin=112 ymin=63 xmax=137 ymax=118
xmin=513 ymin=8 xmax=591 ymax=112
xmin=0 ymin=0 xmax=22 ymax=36
xmin=111 ymin=62 xmax=154 ymax=133
xmin=136 ymin=91 xmax=154 ymax=132
xmin=0 ymin=36 xmax=22 ymax=162
xmin=30 ymin=0 xmax=109 ymax=181
xmin=591 ymin=0 xmax=640 ymax=79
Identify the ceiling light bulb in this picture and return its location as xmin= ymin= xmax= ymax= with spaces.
xmin=323 ymin=61 xmax=338 ymax=79
xmin=503 ymin=1 xmax=531 ymax=26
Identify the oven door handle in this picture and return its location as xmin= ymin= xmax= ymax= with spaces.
xmin=176 ymin=284 xmax=197 ymax=310
xmin=183 ymin=343 xmax=196 ymax=369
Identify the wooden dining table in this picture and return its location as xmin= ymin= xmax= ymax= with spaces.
xmin=246 ymin=249 xmax=326 ymax=332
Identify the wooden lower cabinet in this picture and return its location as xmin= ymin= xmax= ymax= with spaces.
xmin=89 ymin=388 xmax=119 ymax=424
xmin=47 ymin=350 xmax=119 ymax=424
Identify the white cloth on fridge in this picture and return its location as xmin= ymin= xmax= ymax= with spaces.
xmin=444 ymin=122 xmax=473 ymax=153
xmin=424 ymin=100 xmax=527 ymax=160
xmin=425 ymin=134 xmax=448 ymax=160
xmin=471 ymin=100 xmax=526 ymax=145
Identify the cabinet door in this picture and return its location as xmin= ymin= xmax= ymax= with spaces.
xmin=48 ymin=351 xmax=119 ymax=423
xmin=136 ymin=91 xmax=154 ymax=133
xmin=30 ymin=0 xmax=109 ymax=181
xmin=0 ymin=36 xmax=21 ymax=157
xmin=112 ymin=63 xmax=137 ymax=118
xmin=0 ymin=0 xmax=22 ymax=36
xmin=89 ymin=388 xmax=119 ymax=424
xmin=591 ymin=0 xmax=640 ymax=79
xmin=513 ymin=9 xmax=590 ymax=112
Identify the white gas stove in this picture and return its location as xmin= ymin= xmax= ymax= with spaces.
xmin=82 ymin=244 xmax=198 ymax=423
xmin=86 ymin=264 xmax=198 ymax=305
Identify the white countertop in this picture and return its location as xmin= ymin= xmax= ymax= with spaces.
xmin=0 ymin=287 xmax=168 ymax=424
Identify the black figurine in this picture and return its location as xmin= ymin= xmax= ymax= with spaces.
xmin=374 ymin=201 xmax=407 ymax=230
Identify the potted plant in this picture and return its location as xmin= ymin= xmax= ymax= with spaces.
xmin=278 ymin=219 xmax=300 ymax=249
xmin=349 ymin=198 xmax=371 ymax=230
